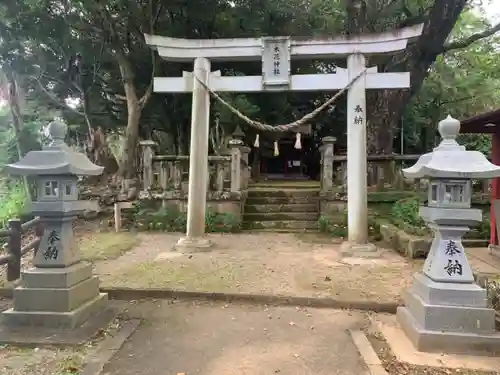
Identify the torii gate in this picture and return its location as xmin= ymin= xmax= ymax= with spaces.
xmin=145 ymin=25 xmax=424 ymax=251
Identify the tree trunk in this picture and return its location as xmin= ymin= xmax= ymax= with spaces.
xmin=366 ymin=91 xmax=402 ymax=154
xmin=365 ymin=0 xmax=468 ymax=155
xmin=7 ymin=77 xmax=28 ymax=159
xmin=6 ymin=75 xmax=31 ymax=199
xmin=88 ymin=127 xmax=119 ymax=178
xmin=115 ymin=53 xmax=143 ymax=199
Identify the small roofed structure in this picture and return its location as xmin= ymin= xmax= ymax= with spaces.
xmin=460 ymin=108 xmax=500 ymax=134
xmin=460 ymin=108 xmax=500 ymax=252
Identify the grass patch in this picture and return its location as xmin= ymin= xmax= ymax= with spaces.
xmin=79 ymin=232 xmax=140 ymax=262
xmin=102 ymin=260 xmax=241 ymax=291
xmin=101 ymin=254 xmax=413 ymax=303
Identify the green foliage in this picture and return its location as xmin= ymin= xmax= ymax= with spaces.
xmin=0 ymin=181 xmax=28 ymax=228
xmin=391 ymin=198 xmax=426 ymax=228
xmin=317 ymin=215 xmax=348 ymax=237
xmin=0 ymin=120 xmax=43 ymax=164
xmin=402 ymin=10 xmax=500 ymax=154
xmin=317 ymin=211 xmax=381 ymax=240
xmin=1 ymin=0 xmax=500 ymax=163
xmin=487 ymin=279 xmax=500 ymax=311
xmin=471 ymin=217 xmax=491 ymax=239
xmin=134 ymin=205 xmax=241 ymax=233
xmin=391 ymin=197 xmax=490 ymax=239
xmin=457 ymin=134 xmax=491 ymax=157
xmin=204 ymin=210 xmax=242 ymax=233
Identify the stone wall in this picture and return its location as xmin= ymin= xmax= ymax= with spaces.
xmin=138 ymin=139 xmax=250 ymax=219
xmin=377 ymin=220 xmax=489 ymax=259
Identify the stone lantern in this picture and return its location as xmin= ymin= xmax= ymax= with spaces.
xmin=398 ymin=115 xmax=500 ymax=353
xmin=2 ymin=120 xmax=107 ymax=332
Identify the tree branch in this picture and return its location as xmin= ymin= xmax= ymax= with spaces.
xmin=32 ymin=74 xmax=85 ymax=117
xmin=442 ymin=21 xmax=500 ymax=53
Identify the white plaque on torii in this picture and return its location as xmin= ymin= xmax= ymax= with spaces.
xmin=261 ymin=37 xmax=291 ymax=88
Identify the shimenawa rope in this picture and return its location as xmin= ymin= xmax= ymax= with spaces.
xmin=192 ymin=68 xmax=368 ymax=133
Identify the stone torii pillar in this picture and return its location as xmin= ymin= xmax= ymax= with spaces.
xmin=145 ymin=25 xmax=423 ymax=249
xmin=175 ymin=57 xmax=212 ymax=251
xmin=346 ymin=54 xmax=369 ymax=248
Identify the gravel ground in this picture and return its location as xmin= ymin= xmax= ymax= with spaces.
xmin=366 ymin=331 xmax=500 ymax=375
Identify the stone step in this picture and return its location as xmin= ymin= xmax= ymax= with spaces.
xmin=246 ymin=196 xmax=319 ymax=205
xmin=243 ymin=228 xmax=319 ymax=233
xmin=249 ymin=182 xmax=320 ymax=189
xmin=244 ymin=203 xmax=318 ymax=214
xmin=243 ymin=212 xmax=319 ymax=221
xmin=247 ymin=189 xmax=319 ymax=198
xmin=242 ymin=220 xmax=318 ymax=231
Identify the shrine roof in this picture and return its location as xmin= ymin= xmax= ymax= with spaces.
xmin=460 ymin=108 xmax=500 ymax=134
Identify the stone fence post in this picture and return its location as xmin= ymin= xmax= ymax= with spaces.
xmin=229 ymin=139 xmax=243 ymax=193
xmin=139 ymin=140 xmax=158 ymax=191
xmin=320 ymin=136 xmax=336 ymax=193
xmin=240 ymin=145 xmax=251 ymax=191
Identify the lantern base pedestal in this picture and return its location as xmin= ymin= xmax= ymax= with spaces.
xmin=397 ymin=306 xmax=500 ymax=355
xmin=0 ymin=262 xmax=111 ymax=345
xmin=0 ymin=295 xmax=113 ymax=346
xmin=2 ymin=293 xmax=108 ymax=330
xmin=397 ymin=273 xmax=500 ymax=354
xmin=411 ymin=272 xmax=487 ymax=307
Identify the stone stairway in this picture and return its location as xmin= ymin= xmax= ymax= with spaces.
xmin=242 ymin=181 xmax=320 ymax=232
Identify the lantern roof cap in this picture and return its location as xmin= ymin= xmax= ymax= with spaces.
xmin=403 ymin=115 xmax=500 ymax=179
xmin=4 ymin=120 xmax=103 ymax=177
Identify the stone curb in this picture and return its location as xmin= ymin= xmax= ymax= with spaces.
xmin=0 ymin=286 xmax=399 ymax=313
xmin=349 ymin=329 xmax=389 ymax=375
xmin=1 ymin=286 xmax=499 ymax=329
xmin=80 ymin=319 xmax=141 ymax=375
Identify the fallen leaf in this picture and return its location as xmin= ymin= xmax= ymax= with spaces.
xmin=63 ymin=366 xmax=80 ymax=373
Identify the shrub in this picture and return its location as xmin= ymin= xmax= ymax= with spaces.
xmin=318 ymin=215 xmax=347 ymax=237
xmin=205 ymin=210 xmax=241 ymax=233
xmin=317 ymin=211 xmax=381 ymax=240
xmin=470 ymin=216 xmax=490 ymax=239
xmin=390 ymin=197 xmax=429 ymax=236
xmin=0 ymin=181 xmax=28 ymax=228
xmin=487 ymin=279 xmax=500 ymax=311
xmin=134 ymin=204 xmax=241 ymax=233
xmin=391 ymin=197 xmax=490 ymax=239
xmin=391 ymin=197 xmax=425 ymax=228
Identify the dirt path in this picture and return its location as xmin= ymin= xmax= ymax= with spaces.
xmin=103 ymin=300 xmax=370 ymax=375
xmin=96 ymin=232 xmax=420 ymax=303
xmin=94 ymin=233 xmax=179 ymax=278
